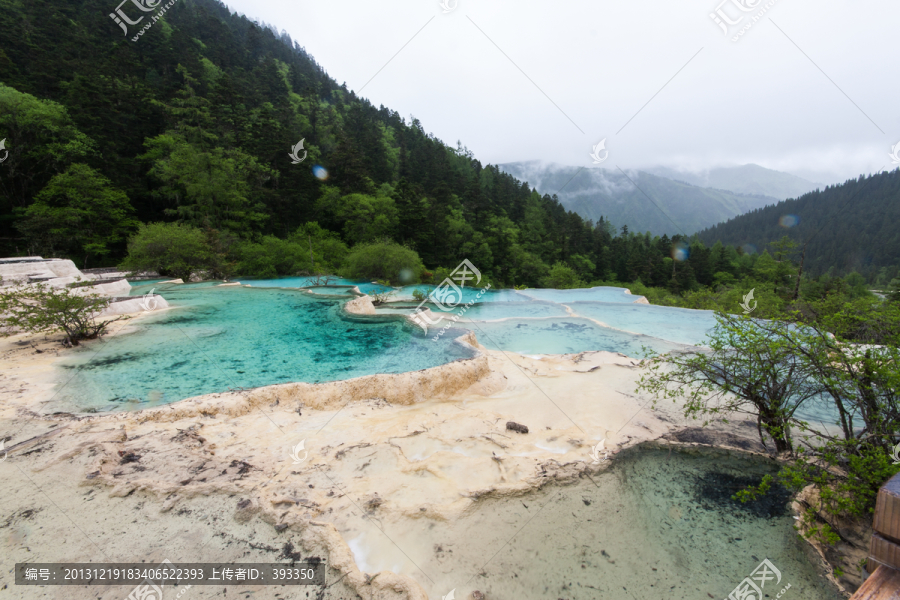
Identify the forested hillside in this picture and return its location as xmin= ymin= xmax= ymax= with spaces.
xmin=1 ymin=0 xmax=897 ymax=295
xmin=0 ymin=0 xmax=654 ymax=286
xmin=697 ymin=170 xmax=900 ymax=283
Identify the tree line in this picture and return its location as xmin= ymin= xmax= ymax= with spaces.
xmin=1 ymin=0 xmax=897 ymax=308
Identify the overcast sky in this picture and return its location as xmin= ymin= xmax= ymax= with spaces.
xmin=221 ymin=0 xmax=898 ymax=185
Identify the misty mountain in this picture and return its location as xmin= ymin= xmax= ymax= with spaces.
xmin=644 ymin=164 xmax=822 ymax=200
xmin=499 ymin=161 xmax=779 ymax=236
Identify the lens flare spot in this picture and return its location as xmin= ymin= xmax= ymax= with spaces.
xmin=313 ymin=165 xmax=329 ymax=180
xmin=742 ymin=243 xmax=758 ymax=255
xmin=671 ymin=241 xmax=689 ymax=262
xmin=779 ymin=214 xmax=799 ymax=228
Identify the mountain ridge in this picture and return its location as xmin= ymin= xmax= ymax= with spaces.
xmin=644 ymin=164 xmax=822 ymax=200
xmin=499 ymin=161 xmax=784 ymax=236
xmin=696 ymin=169 xmax=900 ymax=278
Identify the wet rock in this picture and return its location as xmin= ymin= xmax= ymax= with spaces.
xmin=506 ymin=421 xmax=528 ymax=434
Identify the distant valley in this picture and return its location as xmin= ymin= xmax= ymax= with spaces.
xmin=499 ymin=162 xmax=821 ymax=236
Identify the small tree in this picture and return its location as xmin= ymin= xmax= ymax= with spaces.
xmin=0 ymin=284 xmax=118 ymax=345
xmin=119 ymin=222 xmax=212 ymax=281
xmin=369 ymin=280 xmax=397 ymax=305
xmin=640 ymin=307 xmax=900 ymax=538
xmin=16 ymin=163 xmax=138 ymax=268
xmin=768 ymin=306 xmax=900 ymax=525
xmin=542 ymin=262 xmax=584 ymax=289
xmin=342 ymin=240 xmax=424 ymax=285
xmin=637 ymin=311 xmax=821 ymax=453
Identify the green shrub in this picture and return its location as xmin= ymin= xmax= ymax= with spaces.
xmin=0 ymin=284 xmax=118 ymax=345
xmin=342 ymin=240 xmax=424 ymax=285
xmin=17 ymin=163 xmax=138 ymax=268
xmin=542 ymin=262 xmax=584 ymax=289
xmin=119 ymin=222 xmax=211 ymax=280
xmin=288 ymin=222 xmax=350 ymax=274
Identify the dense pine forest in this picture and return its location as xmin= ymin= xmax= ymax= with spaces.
xmin=698 ymin=170 xmax=900 ymax=284
xmin=1 ymin=0 xmax=898 ymax=307
xmin=0 ymin=0 xmax=605 ymax=286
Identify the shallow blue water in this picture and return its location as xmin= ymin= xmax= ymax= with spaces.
xmin=53 ymin=279 xmax=833 ymax=425
xmin=51 ymin=282 xmax=473 ymax=413
xmin=237 ymin=276 xmax=393 ymax=295
xmin=466 ymin=317 xmax=683 ymax=356
xmin=516 ymin=286 xmax=642 ymax=304
xmin=467 ymin=447 xmax=843 ymax=600
xmin=453 ymin=301 xmax=571 ymax=320
xmin=567 ymin=301 xmax=717 ymax=345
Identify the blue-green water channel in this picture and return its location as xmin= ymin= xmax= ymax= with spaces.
xmin=52 ymin=279 xmax=832 ymax=425
xmin=51 ymin=281 xmax=473 ymax=413
xmin=49 ymin=280 xmax=718 ymax=412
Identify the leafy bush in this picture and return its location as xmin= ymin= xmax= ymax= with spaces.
xmin=0 ymin=284 xmax=118 ymax=345
xmin=16 ymin=163 xmax=138 ymax=267
xmin=342 ymin=240 xmax=424 ymax=285
xmin=641 ymin=307 xmax=900 ymax=530
xmin=288 ymin=222 xmax=350 ymax=274
xmin=120 ymin=222 xmax=212 ymax=281
xmin=369 ymin=282 xmax=397 ymax=305
xmin=224 ymin=223 xmax=351 ymax=279
xmin=542 ymin=262 xmax=584 ymax=289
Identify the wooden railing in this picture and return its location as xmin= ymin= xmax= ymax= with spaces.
xmin=851 ymin=473 xmax=900 ymax=599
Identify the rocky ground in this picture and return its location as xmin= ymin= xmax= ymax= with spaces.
xmin=0 ymin=316 xmax=858 ymax=599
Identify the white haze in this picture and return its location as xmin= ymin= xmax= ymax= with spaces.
xmin=221 ymin=0 xmax=899 ymax=185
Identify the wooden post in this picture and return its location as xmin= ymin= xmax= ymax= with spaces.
xmin=850 ymin=473 xmax=900 ymax=599
xmin=869 ymin=473 xmax=900 ymax=573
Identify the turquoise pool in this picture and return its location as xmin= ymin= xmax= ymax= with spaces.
xmin=51 ymin=280 xmax=721 ymax=412
xmin=51 ymin=282 xmax=473 ymax=413
xmin=48 ymin=279 xmax=775 ymax=416
xmin=467 ymin=318 xmax=683 ymax=356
